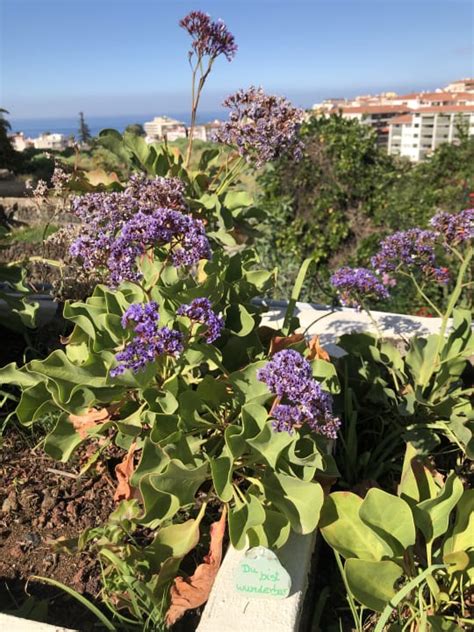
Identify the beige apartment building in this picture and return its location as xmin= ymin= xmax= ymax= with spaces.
xmin=387 ymin=106 xmax=474 ymax=161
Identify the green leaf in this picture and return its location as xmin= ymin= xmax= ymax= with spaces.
xmin=0 ymin=362 xmax=40 ymax=388
xmin=319 ymin=492 xmax=389 ymax=560
xmin=247 ymin=508 xmax=291 ymax=549
xmin=415 ymin=473 xmax=464 ymax=542
xmin=263 ymin=471 xmax=323 ymax=534
xmin=139 ymin=460 xmax=208 ymax=526
xmin=359 ymin=488 xmax=416 ymax=556
xmin=44 ymin=414 xmax=84 ymax=461
xmin=210 ymin=456 xmax=234 ymax=502
xmin=247 ymin=421 xmax=294 ymax=469
xmin=228 ymin=493 xmax=266 ymax=549
xmin=443 ymin=488 xmax=474 ymax=579
xmin=225 ymin=403 xmax=267 ymax=458
xmin=345 ymin=559 xmax=403 ymax=612
xmin=225 ymin=304 xmax=256 ymax=337
xmin=397 ymin=442 xmax=439 ymax=503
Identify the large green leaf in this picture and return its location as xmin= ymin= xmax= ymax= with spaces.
xmin=263 ymin=471 xmax=323 ymax=534
xmin=228 ymin=493 xmax=266 ymax=549
xmin=397 ymin=443 xmax=439 ymax=503
xmin=414 ymin=473 xmax=464 ymax=542
xmin=359 ymin=488 xmax=416 ymax=556
xmin=443 ymin=488 xmax=474 ymax=578
xmin=345 ymin=559 xmax=403 ymax=612
xmin=247 ymin=421 xmax=295 ymax=469
xmin=319 ymin=492 xmax=389 ymax=560
xmin=210 ymin=455 xmax=234 ymax=502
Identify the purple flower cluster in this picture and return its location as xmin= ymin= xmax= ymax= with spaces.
xmin=430 ymin=209 xmax=474 ymax=245
xmin=177 ymin=298 xmax=224 ymax=343
xmin=107 ymin=209 xmax=211 ymax=285
xmin=179 ymin=11 xmax=237 ymax=61
xmin=330 ymin=267 xmax=389 ymax=309
xmin=214 ymin=87 xmax=305 ymax=167
xmin=111 ymin=302 xmax=183 ymax=376
xmin=257 ymin=349 xmax=340 ymax=438
xmin=371 ymin=228 xmax=449 ymax=284
xmin=69 ymin=176 xmax=211 ymax=285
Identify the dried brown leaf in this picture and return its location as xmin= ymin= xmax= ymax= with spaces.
xmin=69 ymin=407 xmax=110 ymax=440
xmin=269 ymin=333 xmax=304 ymax=356
xmin=165 ymin=506 xmax=227 ymax=627
xmin=113 ymin=442 xmax=138 ymax=502
xmin=307 ymin=335 xmax=330 ymax=362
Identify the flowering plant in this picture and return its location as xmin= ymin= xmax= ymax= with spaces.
xmin=0 ymin=12 xmax=341 ymax=626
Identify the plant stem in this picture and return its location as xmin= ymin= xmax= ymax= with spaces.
xmin=334 ymin=550 xmax=363 ymax=632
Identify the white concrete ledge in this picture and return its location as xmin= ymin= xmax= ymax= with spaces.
xmin=259 ymin=300 xmax=455 ymax=357
xmin=197 ymin=531 xmax=317 ymax=632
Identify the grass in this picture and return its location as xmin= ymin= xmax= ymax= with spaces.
xmin=8 ymin=224 xmax=59 ymax=244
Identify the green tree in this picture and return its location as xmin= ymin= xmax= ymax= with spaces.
xmin=78 ymin=111 xmax=92 ymax=144
xmin=125 ymin=123 xmax=145 ymax=136
xmin=257 ymin=114 xmax=402 ymax=299
xmin=0 ymin=108 xmax=18 ymax=169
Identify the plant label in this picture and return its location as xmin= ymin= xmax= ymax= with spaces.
xmin=234 ymin=546 xmax=291 ymax=599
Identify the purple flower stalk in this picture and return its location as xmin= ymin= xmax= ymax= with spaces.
xmin=177 ymin=298 xmax=224 ymax=343
xmin=430 ymin=209 xmax=474 ymax=245
xmin=257 ymin=349 xmax=340 ymax=439
xmin=179 ymin=11 xmax=237 ymax=61
xmin=330 ymin=267 xmax=389 ymax=309
xmin=371 ymin=228 xmax=449 ymax=283
xmin=214 ymin=87 xmax=305 ymax=167
xmin=69 ymin=176 xmax=211 ymax=285
xmin=111 ymin=302 xmax=184 ymax=376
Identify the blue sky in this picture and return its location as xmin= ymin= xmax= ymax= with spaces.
xmin=1 ymin=0 xmax=473 ymax=119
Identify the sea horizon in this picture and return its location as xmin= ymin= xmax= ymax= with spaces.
xmin=9 ymin=111 xmax=225 ymax=138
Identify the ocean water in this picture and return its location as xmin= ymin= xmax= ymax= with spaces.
xmin=10 ymin=111 xmax=224 ymax=138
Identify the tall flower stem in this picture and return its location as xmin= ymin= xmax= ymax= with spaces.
xmin=185 ymin=57 xmax=213 ymax=169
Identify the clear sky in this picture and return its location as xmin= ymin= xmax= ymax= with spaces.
xmin=1 ymin=0 xmax=473 ymax=119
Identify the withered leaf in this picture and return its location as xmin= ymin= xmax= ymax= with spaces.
xmin=269 ymin=333 xmax=305 ymax=355
xmin=307 ymin=335 xmax=330 ymax=362
xmin=113 ymin=442 xmax=138 ymax=503
xmin=69 ymin=408 xmax=110 ymax=440
xmin=165 ymin=506 xmax=227 ymax=627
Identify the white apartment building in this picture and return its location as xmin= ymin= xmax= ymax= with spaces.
xmin=32 ymin=133 xmax=68 ymax=150
xmin=444 ymin=78 xmax=474 ymax=93
xmin=388 ymin=106 xmax=474 ymax=161
xmin=144 ymin=116 xmax=187 ymax=142
xmin=9 ymin=132 xmax=34 ymax=152
xmin=336 ymin=105 xmax=410 ymax=148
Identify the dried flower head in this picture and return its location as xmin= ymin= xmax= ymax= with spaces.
xmin=257 ymin=349 xmax=340 ymax=438
xmin=179 ymin=10 xmax=237 ymax=61
xmin=330 ymin=267 xmax=389 ymax=309
xmin=430 ymin=209 xmax=474 ymax=245
xmin=214 ymin=86 xmax=305 ymax=167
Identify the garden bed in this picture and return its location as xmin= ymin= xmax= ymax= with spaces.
xmin=0 ymin=431 xmax=117 ymax=631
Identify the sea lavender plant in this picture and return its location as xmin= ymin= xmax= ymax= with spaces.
xmin=430 ymin=209 xmax=474 ymax=245
xmin=177 ymin=297 xmax=224 ymax=343
xmin=257 ymin=349 xmax=340 ymax=438
xmin=214 ymin=86 xmax=305 ymax=167
xmin=330 ymin=267 xmax=389 ymax=310
xmin=371 ymin=228 xmax=449 ymax=283
xmin=179 ymin=10 xmax=237 ymax=167
xmin=111 ymin=302 xmax=184 ymax=376
xmin=180 ymin=10 xmax=237 ymax=62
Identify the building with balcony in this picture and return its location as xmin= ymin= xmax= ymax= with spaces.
xmin=387 ymin=106 xmax=474 ymax=161
xmin=32 ymin=133 xmax=68 ymax=151
xmin=144 ymin=116 xmax=187 ymax=142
